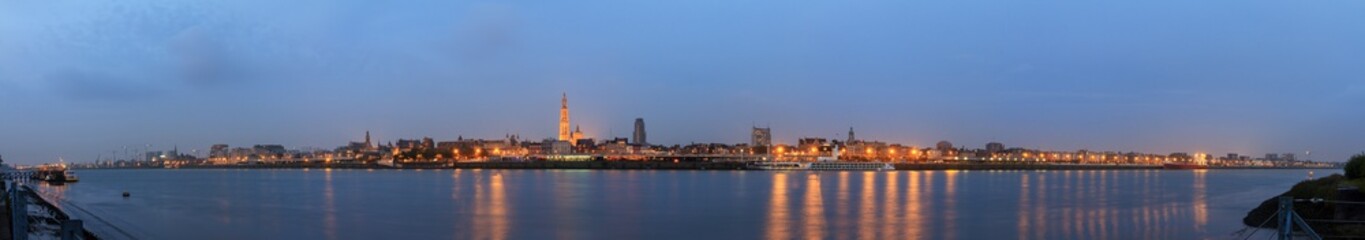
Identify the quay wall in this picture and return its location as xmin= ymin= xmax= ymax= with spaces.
xmin=87 ymin=161 xmax=1334 ymax=171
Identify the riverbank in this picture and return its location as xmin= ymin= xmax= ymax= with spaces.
xmin=74 ymin=161 xmax=1337 ymax=171
xmin=1 ymin=182 xmax=99 ymax=239
xmin=450 ymin=161 xmax=1167 ymax=170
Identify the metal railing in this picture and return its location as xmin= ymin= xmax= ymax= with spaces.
xmin=7 ymin=181 xmax=92 ymax=240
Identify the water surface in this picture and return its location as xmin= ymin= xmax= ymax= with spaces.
xmin=36 ymin=169 xmax=1328 ymax=239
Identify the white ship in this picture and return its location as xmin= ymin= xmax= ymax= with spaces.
xmin=747 ymin=144 xmax=894 ymax=171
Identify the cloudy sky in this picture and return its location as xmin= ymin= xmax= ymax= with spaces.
xmin=1 ymin=0 xmax=1363 ymax=164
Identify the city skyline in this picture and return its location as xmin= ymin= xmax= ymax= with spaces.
xmin=3 ymin=0 xmax=1364 ymax=164
xmin=55 ymin=93 xmax=1329 ymax=166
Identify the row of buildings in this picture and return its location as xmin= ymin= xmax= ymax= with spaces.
xmin=73 ymin=93 xmax=1332 ymax=168
xmin=94 ymin=124 xmax=1324 ymax=169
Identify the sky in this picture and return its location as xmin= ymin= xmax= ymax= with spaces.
xmin=1 ymin=0 xmax=1363 ymax=164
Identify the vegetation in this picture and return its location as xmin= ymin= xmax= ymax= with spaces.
xmin=1242 ymin=174 xmax=1342 ymax=229
xmin=1244 ymin=153 xmax=1365 ymax=237
xmin=1345 ymin=153 xmax=1365 ymax=179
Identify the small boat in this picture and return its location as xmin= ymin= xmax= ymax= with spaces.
xmin=63 ymin=170 xmax=79 ymax=182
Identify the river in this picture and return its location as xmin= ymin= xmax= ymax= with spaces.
xmin=33 ymin=168 xmax=1329 ymax=239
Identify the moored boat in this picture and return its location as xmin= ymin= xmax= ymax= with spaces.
xmin=747 ymin=144 xmax=894 ymax=171
xmin=31 ymin=161 xmax=79 ymax=183
xmin=1162 ymin=162 xmax=1208 ymax=169
xmin=747 ymin=162 xmax=809 ymax=170
xmin=63 ymin=170 xmax=79 ymax=182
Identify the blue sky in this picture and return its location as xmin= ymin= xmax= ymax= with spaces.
xmin=1 ymin=0 xmax=1363 ymax=164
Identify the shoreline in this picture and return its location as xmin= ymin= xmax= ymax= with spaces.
xmin=73 ymin=161 xmax=1337 ymax=171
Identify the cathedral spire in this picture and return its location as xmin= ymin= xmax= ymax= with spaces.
xmin=558 ymin=93 xmax=572 ymax=141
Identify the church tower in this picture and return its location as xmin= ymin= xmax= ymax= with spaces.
xmin=559 ymin=93 xmax=571 ymax=141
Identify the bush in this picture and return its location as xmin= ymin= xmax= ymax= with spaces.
xmin=1347 ymin=154 xmax=1365 ymax=179
xmin=1243 ymin=174 xmax=1344 ymax=228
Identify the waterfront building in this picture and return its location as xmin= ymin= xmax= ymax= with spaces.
xmin=936 ymin=141 xmax=954 ymax=155
xmin=210 ymin=144 xmax=229 ymax=158
xmin=846 ymin=141 xmax=888 ymax=161
xmin=574 ymin=138 xmax=596 ymax=153
xmin=750 ymin=127 xmax=772 ymax=155
xmin=986 ymin=142 xmax=1004 ymax=155
xmin=602 ymin=138 xmax=635 ymax=155
xmin=542 ymin=139 xmax=572 ymax=155
xmin=572 ymin=125 xmax=585 ymax=145
xmin=927 ymin=149 xmax=943 ymax=160
xmin=797 ymin=138 xmax=829 ymax=156
xmin=633 ymin=118 xmax=647 ymax=146
xmin=751 ymin=127 xmax=771 ymax=147
xmin=253 ymin=145 xmax=286 ymax=160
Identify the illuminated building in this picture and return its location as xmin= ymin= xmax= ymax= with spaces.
xmin=936 ymin=141 xmax=954 ymax=152
xmin=986 ymin=142 xmax=1004 ymax=155
xmin=559 ymin=93 xmax=571 ymax=142
xmin=752 ymin=127 xmax=772 ymax=155
xmin=572 ymin=125 xmax=584 ymax=145
xmin=752 ymin=127 xmax=771 ymax=147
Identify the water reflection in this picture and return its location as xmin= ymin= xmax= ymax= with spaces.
xmin=49 ymin=168 xmax=1284 ymax=239
xmin=1034 ymin=173 xmax=1046 ymax=239
xmin=473 ymin=172 xmax=508 ymax=240
xmin=323 ymin=169 xmax=336 ymax=240
xmin=857 ymin=172 xmax=874 ymax=239
xmin=943 ymin=170 xmax=957 ymax=240
xmin=836 ymin=171 xmax=850 ymax=237
xmin=1018 ymin=174 xmax=1029 ymax=240
xmin=1193 ymin=169 xmax=1208 ymax=232
xmin=803 ymin=174 xmax=824 ymax=240
xmin=1010 ymin=170 xmax=1215 ymax=239
xmin=905 ymin=171 xmax=923 ymax=239
xmin=880 ymin=171 xmax=897 ymax=239
xmin=766 ymin=173 xmax=790 ymax=240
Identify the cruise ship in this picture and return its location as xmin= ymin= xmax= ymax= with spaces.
xmin=747 ymin=145 xmax=895 ymax=171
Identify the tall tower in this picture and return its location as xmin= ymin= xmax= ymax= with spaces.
xmin=365 ymin=131 xmax=372 ymax=147
xmin=633 ymin=118 xmax=647 ymax=146
xmin=751 ymin=127 xmax=771 ymax=147
xmin=572 ymin=125 xmax=584 ymax=145
xmin=847 ymin=127 xmax=856 ymax=143
xmin=559 ymin=93 xmax=571 ymax=141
